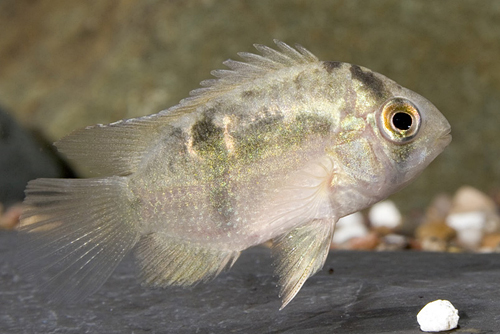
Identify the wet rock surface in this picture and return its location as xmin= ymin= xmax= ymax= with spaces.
xmin=2 ymin=230 xmax=499 ymax=333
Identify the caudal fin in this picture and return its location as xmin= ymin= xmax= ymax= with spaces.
xmin=18 ymin=176 xmax=140 ymax=302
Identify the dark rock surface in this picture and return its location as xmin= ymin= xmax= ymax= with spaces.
xmin=1 ymin=230 xmax=499 ymax=333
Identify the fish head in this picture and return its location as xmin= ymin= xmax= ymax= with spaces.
xmin=371 ymin=87 xmax=451 ymax=190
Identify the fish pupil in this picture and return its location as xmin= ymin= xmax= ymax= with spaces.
xmin=392 ymin=112 xmax=412 ymax=131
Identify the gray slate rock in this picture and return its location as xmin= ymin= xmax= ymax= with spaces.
xmin=1 ymin=230 xmax=498 ymax=333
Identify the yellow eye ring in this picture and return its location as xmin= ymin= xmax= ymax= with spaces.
xmin=377 ymin=98 xmax=421 ymax=144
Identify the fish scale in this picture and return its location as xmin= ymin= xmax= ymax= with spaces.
xmin=19 ymin=40 xmax=451 ymax=309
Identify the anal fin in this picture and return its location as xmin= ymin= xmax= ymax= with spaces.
xmin=272 ymin=218 xmax=336 ymax=309
xmin=135 ymin=233 xmax=240 ymax=287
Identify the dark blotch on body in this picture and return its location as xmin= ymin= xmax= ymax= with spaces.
xmin=191 ymin=112 xmax=233 ymax=221
xmin=191 ymin=112 xmax=223 ymax=149
xmin=322 ymin=61 xmax=342 ymax=73
xmin=349 ymin=64 xmax=388 ymax=98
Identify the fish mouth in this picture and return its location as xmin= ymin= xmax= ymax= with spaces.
xmin=440 ymin=128 xmax=452 ymax=147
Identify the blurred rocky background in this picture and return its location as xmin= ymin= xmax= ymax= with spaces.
xmin=0 ymin=0 xmax=499 ymax=215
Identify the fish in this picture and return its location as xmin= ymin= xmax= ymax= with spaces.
xmin=18 ymin=40 xmax=451 ymax=309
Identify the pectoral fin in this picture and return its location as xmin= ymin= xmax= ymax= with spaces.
xmin=272 ymin=218 xmax=336 ymax=309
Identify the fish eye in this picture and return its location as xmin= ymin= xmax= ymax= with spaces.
xmin=392 ymin=112 xmax=412 ymax=130
xmin=378 ymin=98 xmax=421 ymax=144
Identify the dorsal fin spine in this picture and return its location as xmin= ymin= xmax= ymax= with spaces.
xmin=179 ymin=40 xmax=319 ymax=108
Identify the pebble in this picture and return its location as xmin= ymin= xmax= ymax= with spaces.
xmin=445 ymin=186 xmax=500 ymax=250
xmin=0 ymin=203 xmax=23 ymax=230
xmin=368 ymin=200 xmax=402 ymax=232
xmin=448 ymin=186 xmax=500 ymax=233
xmin=415 ymin=221 xmax=457 ymax=243
xmin=480 ymin=233 xmax=500 ymax=252
xmin=377 ymin=233 xmax=408 ymax=251
xmin=449 ymin=186 xmax=497 ymax=213
xmin=346 ymin=232 xmax=380 ymax=251
xmin=424 ymin=194 xmax=452 ymax=224
xmin=332 ymin=212 xmax=368 ymax=245
xmin=330 ymin=187 xmax=500 ymax=253
xmin=416 ymin=299 xmax=459 ymax=332
xmin=446 ymin=211 xmax=485 ymax=249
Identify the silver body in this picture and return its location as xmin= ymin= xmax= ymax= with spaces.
xmin=20 ymin=41 xmax=451 ymax=309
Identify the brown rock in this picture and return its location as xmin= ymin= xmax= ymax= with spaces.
xmin=481 ymin=233 xmax=500 ymax=252
xmin=416 ymin=221 xmax=456 ymax=241
xmin=415 ymin=221 xmax=456 ymax=252
xmin=449 ymin=186 xmax=497 ymax=214
xmin=348 ymin=232 xmax=380 ymax=251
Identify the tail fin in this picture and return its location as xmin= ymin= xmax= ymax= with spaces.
xmin=18 ymin=176 xmax=140 ymax=302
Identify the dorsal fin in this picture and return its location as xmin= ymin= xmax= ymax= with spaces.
xmin=55 ymin=113 xmax=179 ymax=176
xmin=174 ymin=39 xmax=319 ymax=111
xmin=56 ymin=40 xmax=319 ymax=176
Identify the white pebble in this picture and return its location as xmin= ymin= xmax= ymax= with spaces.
xmin=446 ymin=211 xmax=486 ymax=230
xmin=417 ymin=300 xmax=459 ymax=332
xmin=332 ymin=212 xmax=368 ymax=244
xmin=368 ymin=200 xmax=402 ymax=229
xmin=382 ymin=233 xmax=407 ymax=247
xmin=446 ymin=211 xmax=486 ymax=249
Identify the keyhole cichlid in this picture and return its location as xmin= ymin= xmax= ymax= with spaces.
xmin=19 ymin=40 xmax=451 ymax=309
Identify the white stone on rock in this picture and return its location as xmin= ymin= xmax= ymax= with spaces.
xmin=446 ymin=211 xmax=486 ymax=249
xmin=448 ymin=186 xmax=500 ymax=234
xmin=446 ymin=211 xmax=486 ymax=230
xmin=381 ymin=233 xmax=407 ymax=248
xmin=417 ymin=299 xmax=459 ymax=332
xmin=368 ymin=200 xmax=402 ymax=229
